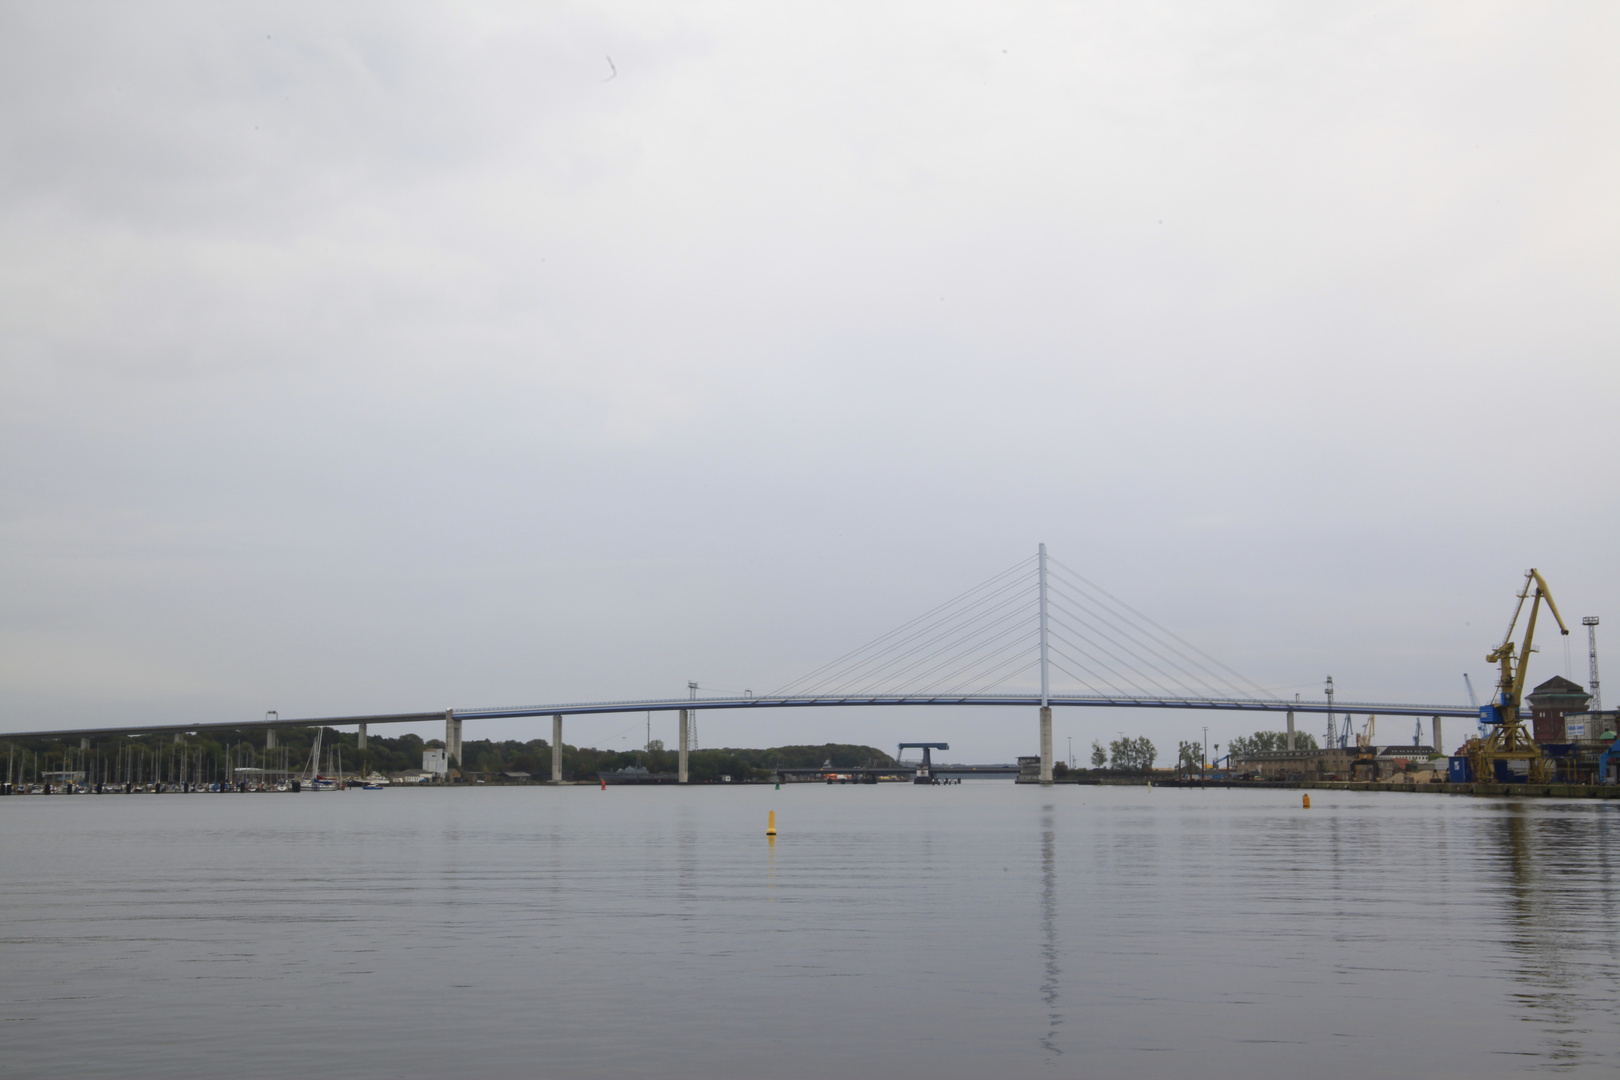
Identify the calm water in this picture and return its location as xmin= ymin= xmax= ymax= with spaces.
xmin=3 ymin=783 xmax=1619 ymax=1078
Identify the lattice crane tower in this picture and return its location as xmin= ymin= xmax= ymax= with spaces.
xmin=1324 ymin=675 xmax=1336 ymax=748
xmin=1584 ymin=617 xmax=1601 ymax=711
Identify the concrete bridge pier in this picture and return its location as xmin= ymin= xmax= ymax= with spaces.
xmin=1039 ymin=706 xmax=1053 ymax=785
xmin=1287 ymin=710 xmax=1295 ymax=750
xmin=678 ymin=709 xmax=689 ymax=784
xmin=266 ymin=729 xmax=276 ymax=750
xmin=1433 ymin=716 xmax=1443 ymax=755
xmin=444 ymin=709 xmax=462 ymax=769
xmin=551 ymin=714 xmax=563 ymax=783
xmin=358 ymin=723 xmax=367 ymax=751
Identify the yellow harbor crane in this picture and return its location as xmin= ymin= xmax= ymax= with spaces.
xmin=1350 ymin=715 xmax=1378 ymax=780
xmin=1468 ymin=569 xmax=1569 ymax=783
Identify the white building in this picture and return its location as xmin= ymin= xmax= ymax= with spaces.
xmin=423 ymin=749 xmax=448 ymax=776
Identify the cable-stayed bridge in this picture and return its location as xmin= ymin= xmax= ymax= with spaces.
xmin=3 ymin=546 xmax=1473 ymax=783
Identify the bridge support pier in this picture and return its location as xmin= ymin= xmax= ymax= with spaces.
xmin=1039 ymin=706 xmax=1053 ymax=785
xmin=358 ymin=723 xmax=367 ymax=751
xmin=266 ymin=729 xmax=276 ymax=750
xmin=1286 ymin=710 xmax=1295 ymax=751
xmin=445 ymin=709 xmax=462 ymax=770
xmin=678 ymin=709 xmax=689 ymax=784
xmin=1433 ymin=715 xmax=1443 ymax=755
xmin=552 ymin=714 xmax=563 ymax=783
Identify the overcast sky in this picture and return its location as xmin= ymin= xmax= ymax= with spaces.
xmin=3 ymin=1 xmax=1616 ymax=762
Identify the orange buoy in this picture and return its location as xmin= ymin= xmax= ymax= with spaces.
xmin=766 ymin=810 xmax=777 ymax=836
xmin=1302 ymin=793 xmax=1311 ymax=808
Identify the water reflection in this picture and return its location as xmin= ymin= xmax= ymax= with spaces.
xmin=1039 ymin=805 xmax=1061 ymax=1059
xmin=10 ymin=787 xmax=1620 ymax=1078
xmin=1493 ymin=803 xmax=1620 ymax=1069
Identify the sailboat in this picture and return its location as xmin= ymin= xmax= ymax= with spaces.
xmin=302 ymin=728 xmax=338 ymax=790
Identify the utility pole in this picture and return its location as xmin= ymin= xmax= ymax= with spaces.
xmin=1038 ymin=543 xmax=1052 ymax=785
xmin=1585 ymin=617 xmax=1601 ymax=710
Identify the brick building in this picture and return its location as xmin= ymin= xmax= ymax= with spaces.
xmin=1527 ymin=675 xmax=1592 ymax=743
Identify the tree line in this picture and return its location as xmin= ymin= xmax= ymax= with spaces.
xmin=2 ymin=728 xmax=893 ymax=785
xmin=1170 ymin=729 xmax=1320 ymax=773
xmin=1049 ymin=727 xmax=1323 ymax=779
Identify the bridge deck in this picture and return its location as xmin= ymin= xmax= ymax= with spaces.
xmin=0 ymin=695 xmax=1473 ymax=742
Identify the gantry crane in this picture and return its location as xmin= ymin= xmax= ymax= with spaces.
xmin=1468 ymin=569 xmax=1569 ymax=783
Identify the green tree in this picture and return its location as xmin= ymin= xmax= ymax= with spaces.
xmin=1229 ymin=730 xmax=1318 ymax=759
xmin=1090 ymin=740 xmax=1107 ymax=768
xmin=1108 ymin=735 xmax=1156 ymax=772
xmin=1177 ymin=740 xmax=1202 ymax=772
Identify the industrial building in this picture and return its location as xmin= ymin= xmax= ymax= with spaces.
xmin=1518 ymin=675 xmax=1618 ymax=784
xmin=1529 ymin=676 xmax=1599 ymax=742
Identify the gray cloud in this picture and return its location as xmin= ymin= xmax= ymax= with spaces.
xmin=2 ymin=1 xmax=1616 ymax=759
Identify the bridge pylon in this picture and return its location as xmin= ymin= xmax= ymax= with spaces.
xmin=1039 ymin=542 xmax=1052 ymax=785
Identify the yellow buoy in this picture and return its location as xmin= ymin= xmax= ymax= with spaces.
xmin=766 ymin=810 xmax=777 ymax=836
xmin=1302 ymin=793 xmax=1311 ymax=809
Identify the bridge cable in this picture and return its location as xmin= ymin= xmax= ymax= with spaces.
xmin=839 ymin=592 xmax=1038 ymax=698
xmin=828 ymin=579 xmax=1035 ymax=696
xmin=1047 ymin=558 xmax=1274 ymax=698
xmin=1045 ymin=569 xmax=1259 ymax=698
xmin=1045 ymin=592 xmax=1237 ymax=698
xmin=770 ymin=556 xmax=1037 ymax=699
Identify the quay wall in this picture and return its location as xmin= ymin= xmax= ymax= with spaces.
xmin=1294 ymin=779 xmax=1620 ymax=799
xmin=1153 ymin=778 xmax=1620 ymax=799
